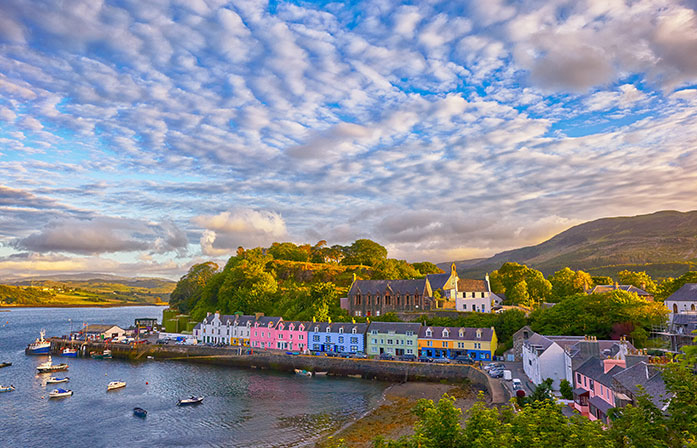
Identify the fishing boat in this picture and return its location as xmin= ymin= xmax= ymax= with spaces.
xmin=0 ymin=385 xmax=15 ymax=393
xmin=61 ymin=348 xmax=78 ymax=358
xmin=107 ymin=381 xmax=126 ymax=391
xmin=133 ymin=407 xmax=147 ymax=418
xmin=25 ymin=329 xmax=51 ymax=355
xmin=36 ymin=358 xmax=69 ymax=373
xmin=46 ymin=377 xmax=69 ymax=384
xmin=90 ymin=349 xmax=112 ymax=360
xmin=177 ymin=396 xmax=204 ymax=406
xmin=294 ymin=369 xmax=312 ymax=377
xmin=48 ymin=388 xmax=72 ymax=398
xmin=0 ymin=362 xmax=11 ymax=368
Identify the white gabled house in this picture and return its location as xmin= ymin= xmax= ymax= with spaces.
xmin=194 ymin=311 xmax=258 ymax=346
xmin=522 ymin=332 xmax=585 ymax=390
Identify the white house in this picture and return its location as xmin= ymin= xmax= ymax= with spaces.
xmin=522 ymin=333 xmax=584 ymax=390
xmin=456 ymin=274 xmax=500 ymax=313
xmin=194 ymin=312 xmax=259 ymax=346
xmin=665 ymin=283 xmax=697 ymax=320
xmin=82 ymin=324 xmax=126 ymax=340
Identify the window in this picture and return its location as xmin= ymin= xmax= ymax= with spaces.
xmin=300 ymin=335 xmax=304 ymax=340
xmin=355 ymin=311 xmax=362 ymax=317
xmin=338 ymin=336 xmax=344 ymax=343
xmin=352 ymin=328 xmax=357 ymax=334
xmin=315 ymin=326 xmax=319 ymax=332
xmin=426 ymin=329 xmax=432 ymax=337
xmin=406 ymin=340 xmax=413 ymax=346
xmin=351 ymin=337 xmax=358 ymax=344
xmin=313 ymin=335 xmax=320 ymax=342
xmin=427 ymin=340 xmax=433 ymax=347
xmin=376 ymin=310 xmax=381 ymax=316
xmin=339 ymin=328 xmax=344 ymax=334
xmin=350 ymin=345 xmax=358 ymax=352
xmin=371 ymin=330 xmax=378 ymax=335
xmin=325 ymin=336 xmax=331 ymax=343
xmin=589 ymin=379 xmax=594 ymax=390
xmin=576 ymin=373 xmax=581 ymax=386
xmin=387 ymin=339 xmax=393 ymax=345
xmin=407 ymin=349 xmax=413 ymax=354
xmin=371 ymin=338 xmax=377 ymax=344
xmin=313 ymin=344 xmax=320 ymax=350
xmin=443 ymin=329 xmax=449 ymax=338
xmin=371 ymin=347 xmax=378 ymax=353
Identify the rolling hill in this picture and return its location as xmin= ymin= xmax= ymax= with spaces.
xmin=442 ymin=210 xmax=697 ymax=279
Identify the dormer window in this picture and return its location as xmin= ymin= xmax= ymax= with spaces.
xmin=476 ymin=329 xmax=482 ymax=339
xmin=425 ymin=329 xmax=432 ymax=337
xmin=339 ymin=328 xmax=344 ymax=334
xmin=443 ymin=329 xmax=449 ymax=338
xmin=315 ymin=326 xmax=319 ymax=333
xmin=459 ymin=330 xmax=464 ymax=338
xmin=326 ymin=326 xmax=331 ymax=333
xmin=351 ymin=328 xmax=357 ymax=334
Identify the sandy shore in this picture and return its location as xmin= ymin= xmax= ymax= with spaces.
xmin=316 ymin=381 xmax=485 ymax=448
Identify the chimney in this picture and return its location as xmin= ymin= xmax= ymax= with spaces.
xmin=603 ymin=358 xmax=626 ymax=373
xmin=254 ymin=312 xmax=264 ymax=319
xmin=207 ymin=312 xmax=212 ymax=317
xmin=640 ymin=282 xmax=646 ymax=291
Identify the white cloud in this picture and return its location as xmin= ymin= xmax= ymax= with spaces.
xmin=193 ymin=209 xmax=288 ymax=256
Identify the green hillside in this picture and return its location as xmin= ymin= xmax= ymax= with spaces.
xmin=453 ymin=210 xmax=697 ymax=279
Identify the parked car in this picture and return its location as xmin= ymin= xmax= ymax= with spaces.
xmin=433 ymin=357 xmax=452 ymax=364
xmin=489 ymin=369 xmax=504 ymax=378
xmin=379 ymin=353 xmax=395 ymax=361
xmin=512 ymin=378 xmax=523 ymax=390
xmin=399 ymin=354 xmax=417 ymax=362
xmin=484 ymin=362 xmax=504 ymax=371
xmin=326 ymin=351 xmax=341 ymax=358
xmin=351 ymin=352 xmax=368 ymax=359
xmin=418 ymin=356 xmax=433 ymax=363
xmin=454 ymin=355 xmax=473 ymax=364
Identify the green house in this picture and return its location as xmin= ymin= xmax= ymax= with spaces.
xmin=366 ymin=322 xmax=421 ymax=357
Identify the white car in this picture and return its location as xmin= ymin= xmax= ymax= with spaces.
xmin=512 ymin=378 xmax=522 ymax=391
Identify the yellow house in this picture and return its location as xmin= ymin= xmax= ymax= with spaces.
xmin=417 ymin=326 xmax=497 ymax=361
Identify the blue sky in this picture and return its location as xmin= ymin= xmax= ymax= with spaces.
xmin=1 ymin=0 xmax=697 ymax=279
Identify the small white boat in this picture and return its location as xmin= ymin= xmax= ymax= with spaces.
xmin=294 ymin=369 xmax=312 ymax=377
xmin=0 ymin=385 xmax=15 ymax=393
xmin=61 ymin=348 xmax=78 ymax=357
xmin=313 ymin=371 xmax=328 ymax=376
xmin=37 ymin=358 xmax=69 ymax=373
xmin=107 ymin=381 xmax=126 ymax=391
xmin=177 ymin=396 xmax=204 ymax=406
xmin=46 ymin=377 xmax=69 ymax=384
xmin=49 ymin=388 xmax=73 ymax=398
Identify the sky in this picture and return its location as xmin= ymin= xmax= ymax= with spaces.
xmin=1 ymin=0 xmax=697 ymax=280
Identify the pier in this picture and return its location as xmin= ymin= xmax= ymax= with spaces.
xmin=49 ymin=338 xmax=507 ymax=403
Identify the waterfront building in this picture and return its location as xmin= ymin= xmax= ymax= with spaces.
xmin=195 ymin=312 xmax=268 ymax=346
xmin=250 ymin=316 xmax=283 ymax=349
xmin=273 ymin=321 xmax=310 ymax=352
xmin=81 ymin=324 xmax=126 ymax=340
xmin=365 ymin=322 xmax=420 ymax=356
xmin=417 ymin=326 xmax=497 ymax=361
xmin=307 ymin=322 xmax=368 ymax=354
xmin=347 ymin=278 xmax=433 ymax=317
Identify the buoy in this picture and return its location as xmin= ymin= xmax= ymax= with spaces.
xmin=145 ymin=382 xmax=148 ymax=385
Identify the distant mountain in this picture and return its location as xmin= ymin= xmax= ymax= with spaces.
xmin=449 ymin=210 xmax=697 ymax=279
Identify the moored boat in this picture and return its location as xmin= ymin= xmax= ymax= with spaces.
xmin=91 ymin=349 xmax=112 ymax=360
xmin=0 ymin=362 xmax=12 ymax=368
xmin=37 ymin=358 xmax=69 ymax=373
xmin=25 ymin=330 xmax=51 ymax=355
xmin=46 ymin=377 xmax=69 ymax=384
xmin=0 ymin=385 xmax=15 ymax=393
xmin=48 ymin=388 xmax=72 ymax=398
xmin=133 ymin=407 xmax=147 ymax=418
xmin=107 ymin=381 xmax=126 ymax=391
xmin=294 ymin=369 xmax=312 ymax=377
xmin=177 ymin=396 xmax=204 ymax=406
xmin=61 ymin=348 xmax=78 ymax=357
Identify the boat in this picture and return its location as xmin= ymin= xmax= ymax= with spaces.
xmin=25 ymin=329 xmax=51 ymax=355
xmin=177 ymin=396 xmax=204 ymax=406
xmin=313 ymin=371 xmax=328 ymax=376
xmin=0 ymin=362 xmax=11 ymax=368
xmin=36 ymin=358 xmax=69 ymax=373
xmin=48 ymin=388 xmax=73 ymax=398
xmin=46 ymin=377 xmax=69 ymax=384
xmin=107 ymin=381 xmax=126 ymax=391
xmin=0 ymin=385 xmax=15 ymax=393
xmin=91 ymin=349 xmax=112 ymax=360
xmin=133 ymin=407 xmax=147 ymax=418
xmin=61 ymin=348 xmax=78 ymax=357
xmin=294 ymin=369 xmax=312 ymax=377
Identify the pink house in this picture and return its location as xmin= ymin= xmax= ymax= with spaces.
xmin=273 ymin=321 xmax=310 ymax=352
xmin=249 ymin=316 xmax=282 ymax=350
xmin=573 ymin=357 xmax=625 ymax=423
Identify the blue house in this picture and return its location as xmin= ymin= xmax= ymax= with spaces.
xmin=307 ymin=322 xmax=368 ymax=354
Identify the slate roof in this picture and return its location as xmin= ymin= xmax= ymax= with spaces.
xmin=276 ymin=321 xmax=312 ymax=331
xmin=256 ymin=316 xmax=282 ymax=327
xmin=348 ymin=279 xmax=429 ymax=296
xmin=418 ymin=326 xmax=495 ymax=341
xmin=307 ymin=322 xmax=368 ymax=334
xmin=193 ymin=323 xmax=202 ymax=330
xmin=367 ymin=321 xmax=422 ymax=334
xmin=524 ymin=333 xmax=584 ymax=354
xmin=457 ymin=278 xmax=489 ymax=292
xmin=589 ymin=395 xmax=615 ymax=414
xmin=427 ymin=272 xmax=452 ymax=291
xmin=591 ymin=284 xmax=651 ymax=296
xmin=566 ymin=339 xmax=635 ymax=360
xmin=83 ymin=324 xmax=122 ymax=333
xmin=576 ymin=357 xmax=624 ymax=388
xmin=666 ymin=283 xmax=697 ymax=302
xmin=612 ymin=361 xmax=669 ymax=409
xmin=572 ymin=387 xmax=589 ymax=396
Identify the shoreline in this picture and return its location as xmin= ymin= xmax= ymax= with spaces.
xmin=0 ymin=302 xmax=167 ymax=309
xmin=315 ymin=381 xmax=483 ymax=448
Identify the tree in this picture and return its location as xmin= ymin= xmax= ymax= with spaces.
xmin=268 ymin=242 xmax=309 ymax=262
xmin=617 ymin=270 xmax=657 ymax=294
xmin=559 ymin=379 xmax=573 ymax=400
xmin=340 ymin=239 xmax=388 ymax=266
xmin=372 ymin=259 xmax=421 ymax=280
xmin=655 ymin=271 xmax=697 ymax=301
xmin=509 ymin=280 xmax=530 ymax=305
xmin=412 ymin=262 xmax=443 ymax=275
xmin=591 ymin=275 xmax=613 ymax=286
xmin=549 ymin=267 xmax=593 ymax=300
xmin=490 ymin=262 xmax=551 ymax=304
xmin=169 ymin=262 xmax=219 ymax=313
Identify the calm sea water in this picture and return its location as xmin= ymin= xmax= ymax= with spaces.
xmin=0 ymin=306 xmax=387 ymax=447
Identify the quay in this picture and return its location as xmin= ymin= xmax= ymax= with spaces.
xmin=49 ymin=338 xmax=507 ymax=403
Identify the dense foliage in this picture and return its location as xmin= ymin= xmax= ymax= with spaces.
xmin=0 ymin=284 xmax=54 ymax=305
xmin=489 ymin=262 xmax=552 ymax=305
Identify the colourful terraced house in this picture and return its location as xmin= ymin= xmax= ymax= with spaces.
xmin=307 ymin=322 xmax=368 ymax=354
xmin=417 ymin=326 xmax=497 ymax=361
xmin=273 ymin=321 xmax=310 ymax=352
xmin=249 ymin=316 xmax=283 ymax=349
xmin=365 ymin=322 xmax=421 ymax=357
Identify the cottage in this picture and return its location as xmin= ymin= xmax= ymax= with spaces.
xmin=417 ymin=326 xmax=497 ymax=361
xmin=347 ymin=278 xmax=433 ymax=317
xmin=522 ymin=332 xmax=585 ymax=389
xmin=307 ymin=322 xmax=368 ymax=354
xmin=455 ymin=275 xmax=499 ymax=313
xmin=365 ymin=322 xmax=420 ymax=357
